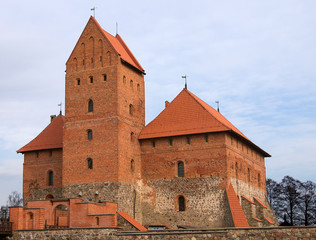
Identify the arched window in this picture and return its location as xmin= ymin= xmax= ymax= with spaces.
xmin=129 ymin=104 xmax=133 ymax=116
xmin=178 ymin=195 xmax=185 ymax=211
xmin=137 ymin=83 xmax=140 ymax=91
xmin=130 ymin=80 xmax=133 ymax=88
xmin=87 ymin=129 xmax=93 ymax=140
xmin=48 ymin=171 xmax=54 ymax=186
xmin=88 ymin=99 xmax=93 ymax=112
xmin=46 ymin=194 xmax=54 ymax=200
xmin=89 ymin=76 xmax=93 ymax=83
xmin=87 ymin=158 xmax=93 ymax=169
xmin=103 ymin=74 xmax=107 ymax=81
xmin=178 ymin=161 xmax=184 ymax=177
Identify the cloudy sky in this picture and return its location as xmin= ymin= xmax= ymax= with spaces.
xmin=1 ymin=0 xmax=316 ymax=206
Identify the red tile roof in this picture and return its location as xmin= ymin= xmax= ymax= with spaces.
xmin=264 ymin=216 xmax=274 ymax=224
xmin=17 ymin=115 xmax=64 ymax=153
xmin=117 ymin=211 xmax=147 ymax=231
xmin=254 ymin=197 xmax=267 ymax=209
xmin=92 ymin=17 xmax=144 ymax=73
xmin=241 ymin=195 xmax=255 ymax=204
xmin=226 ymin=183 xmax=250 ymax=228
xmin=139 ymin=89 xmax=270 ymax=157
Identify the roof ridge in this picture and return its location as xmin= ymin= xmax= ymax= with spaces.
xmin=116 ymin=34 xmax=144 ymax=72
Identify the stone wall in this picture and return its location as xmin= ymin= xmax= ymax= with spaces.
xmin=10 ymin=226 xmax=316 ymax=240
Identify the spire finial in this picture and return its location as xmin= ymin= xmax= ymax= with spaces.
xmin=182 ymin=75 xmax=188 ymax=89
xmin=58 ymin=102 xmax=62 ymax=115
xmin=91 ymin=7 xmax=96 ymax=18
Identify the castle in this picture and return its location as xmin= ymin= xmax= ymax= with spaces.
xmin=10 ymin=17 xmax=277 ymax=230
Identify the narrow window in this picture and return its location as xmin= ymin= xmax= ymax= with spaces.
xmin=130 ymin=80 xmax=133 ymax=88
xmin=88 ymin=99 xmax=93 ymax=112
xmin=129 ymin=104 xmax=133 ymax=116
xmin=235 ymin=162 xmax=238 ymax=177
xmin=186 ymin=136 xmax=190 ymax=144
xmin=178 ymin=196 xmax=185 ymax=211
xmin=169 ymin=138 xmax=173 ymax=146
xmin=48 ymin=171 xmax=54 ymax=186
xmin=137 ymin=83 xmax=140 ymax=91
xmin=258 ymin=173 xmax=261 ymax=187
xmin=131 ymin=159 xmax=135 ymax=172
xmin=89 ymin=76 xmax=93 ymax=83
xmin=96 ymin=217 xmax=99 ymax=226
xmin=49 ymin=150 xmax=53 ymax=157
xmin=87 ymin=158 xmax=93 ymax=169
xmin=77 ymin=78 xmax=81 ymax=85
xmin=103 ymin=74 xmax=107 ymax=81
xmin=99 ymin=56 xmax=102 ymax=62
xmin=152 ymin=141 xmax=156 ymax=148
xmin=205 ymin=134 xmax=208 ymax=142
xmin=247 ymin=168 xmax=250 ymax=183
xmin=131 ymin=132 xmax=134 ymax=142
xmin=178 ymin=161 xmax=184 ymax=177
xmin=123 ymin=76 xmax=126 ymax=84
xmin=87 ymin=129 xmax=93 ymax=140
xmin=36 ymin=152 xmax=39 ymax=158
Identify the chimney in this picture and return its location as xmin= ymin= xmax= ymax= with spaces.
xmin=50 ymin=115 xmax=56 ymax=122
xmin=165 ymin=101 xmax=170 ymax=108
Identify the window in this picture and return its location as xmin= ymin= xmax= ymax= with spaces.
xmin=103 ymin=74 xmax=107 ymax=81
xmin=137 ymin=83 xmax=140 ymax=91
xmin=87 ymin=158 xmax=93 ymax=169
xmin=129 ymin=104 xmax=133 ymax=116
xmin=130 ymin=80 xmax=133 ymax=88
xmin=131 ymin=159 xmax=135 ymax=172
xmin=46 ymin=194 xmax=54 ymax=200
xmin=91 ymin=58 xmax=94 ymax=63
xmin=178 ymin=161 xmax=184 ymax=177
xmin=152 ymin=141 xmax=156 ymax=148
xmin=178 ymin=196 xmax=185 ymax=211
xmin=49 ymin=150 xmax=52 ymax=157
xmin=131 ymin=132 xmax=134 ymax=142
xmin=96 ymin=217 xmax=99 ymax=226
xmin=258 ymin=173 xmax=261 ymax=187
xmin=205 ymin=134 xmax=208 ymax=142
xmin=169 ymin=138 xmax=173 ymax=146
xmin=99 ymin=56 xmax=102 ymax=62
xmin=48 ymin=171 xmax=54 ymax=186
xmin=36 ymin=152 xmax=39 ymax=158
xmin=247 ymin=168 xmax=250 ymax=183
xmin=186 ymin=136 xmax=190 ymax=144
xmin=123 ymin=76 xmax=126 ymax=84
xmin=77 ymin=78 xmax=80 ymax=85
xmin=87 ymin=129 xmax=93 ymax=140
xmin=89 ymin=76 xmax=93 ymax=83
xmin=88 ymin=99 xmax=93 ymax=112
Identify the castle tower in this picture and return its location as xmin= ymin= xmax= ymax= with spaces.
xmin=62 ymin=17 xmax=145 ymax=218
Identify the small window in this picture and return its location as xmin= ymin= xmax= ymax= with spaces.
xmin=129 ymin=104 xmax=133 ymax=116
xmin=96 ymin=217 xmax=99 ymax=226
xmin=152 ymin=141 xmax=156 ymax=148
xmin=83 ymin=59 xmax=85 ymax=65
xmin=130 ymin=80 xmax=133 ymax=88
xmin=87 ymin=158 xmax=93 ymax=169
xmin=186 ymin=136 xmax=190 ymax=144
xmin=178 ymin=161 xmax=184 ymax=177
xmin=137 ymin=83 xmax=140 ymax=91
xmin=87 ymin=129 xmax=93 ymax=140
xmin=131 ymin=132 xmax=134 ymax=142
xmin=89 ymin=76 xmax=93 ymax=83
xmin=48 ymin=171 xmax=54 ymax=186
xmin=169 ymin=138 xmax=173 ymax=146
xmin=91 ymin=58 xmax=94 ymax=63
xmin=49 ymin=150 xmax=53 ymax=157
xmin=77 ymin=78 xmax=81 ymax=85
xmin=99 ymin=56 xmax=102 ymax=62
xmin=123 ymin=76 xmax=126 ymax=84
xmin=258 ymin=173 xmax=261 ymax=187
xmin=205 ymin=134 xmax=208 ymax=142
xmin=131 ymin=159 xmax=135 ymax=172
xmin=103 ymin=74 xmax=107 ymax=81
xmin=36 ymin=152 xmax=39 ymax=158
xmin=247 ymin=168 xmax=250 ymax=183
xmin=178 ymin=196 xmax=185 ymax=211
xmin=46 ymin=194 xmax=54 ymax=200
xmin=88 ymin=99 xmax=93 ymax=112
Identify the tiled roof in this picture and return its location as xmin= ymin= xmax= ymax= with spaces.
xmin=91 ymin=17 xmax=144 ymax=73
xmin=254 ymin=197 xmax=267 ymax=209
xmin=117 ymin=211 xmax=147 ymax=231
xmin=264 ymin=216 xmax=274 ymax=224
xmin=241 ymin=196 xmax=255 ymax=204
xmin=17 ymin=115 xmax=64 ymax=153
xmin=139 ymin=89 xmax=270 ymax=157
xmin=226 ymin=183 xmax=249 ymax=228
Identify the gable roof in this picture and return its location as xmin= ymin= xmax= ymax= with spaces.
xmin=67 ymin=17 xmax=144 ymax=73
xmin=139 ymin=88 xmax=270 ymax=157
xmin=17 ymin=115 xmax=64 ymax=153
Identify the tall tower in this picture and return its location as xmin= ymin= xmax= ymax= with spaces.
xmin=63 ymin=17 xmax=145 ymax=219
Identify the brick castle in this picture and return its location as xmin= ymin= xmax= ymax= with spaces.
xmin=10 ymin=17 xmax=277 ymax=230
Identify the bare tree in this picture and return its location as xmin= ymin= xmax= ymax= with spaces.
xmin=7 ymin=191 xmax=23 ymax=207
xmin=299 ymin=181 xmax=316 ymax=226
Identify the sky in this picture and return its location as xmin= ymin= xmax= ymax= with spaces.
xmin=1 ymin=0 xmax=316 ymax=206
